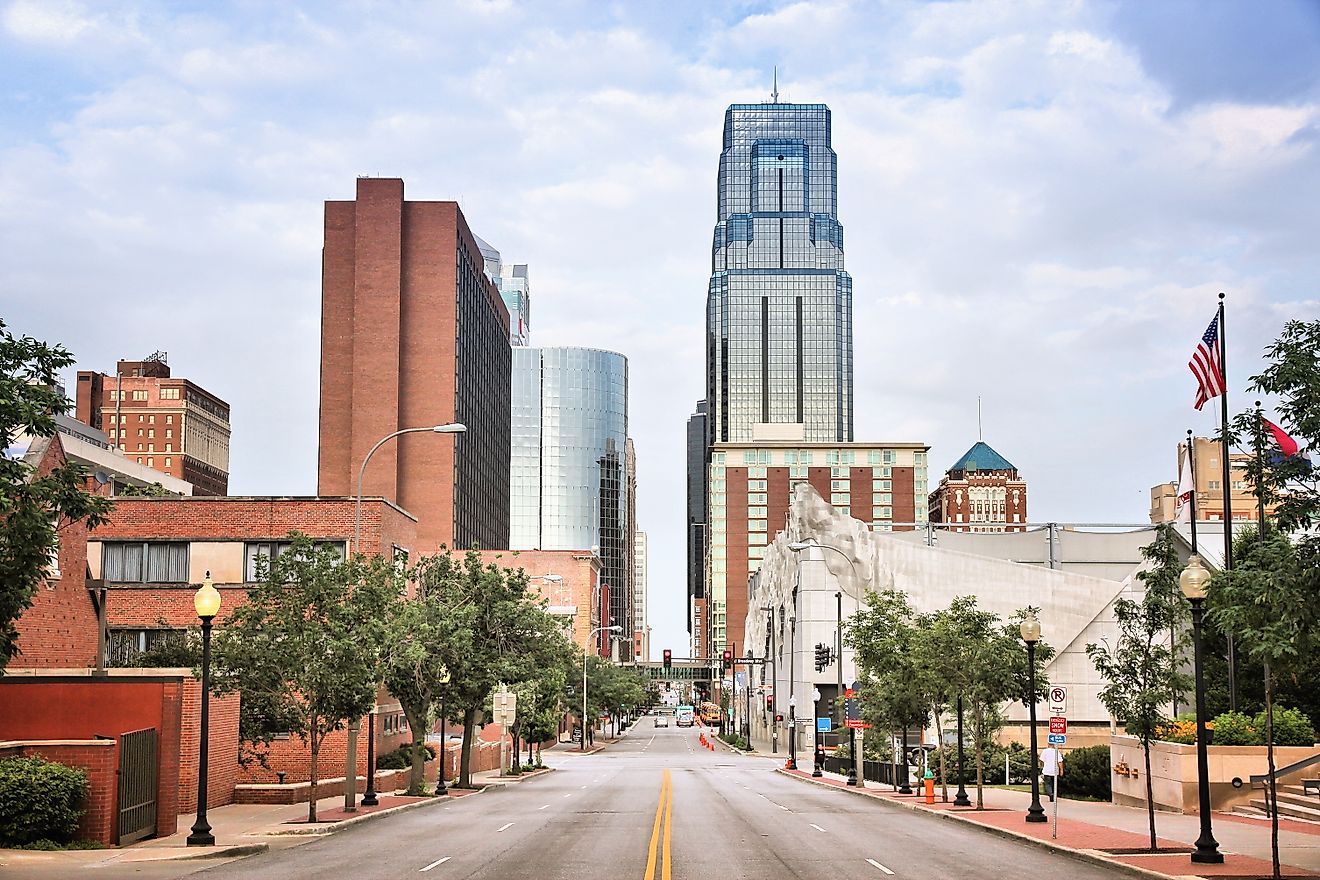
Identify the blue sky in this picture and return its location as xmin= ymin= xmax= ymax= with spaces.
xmin=3 ymin=0 xmax=1319 ymax=658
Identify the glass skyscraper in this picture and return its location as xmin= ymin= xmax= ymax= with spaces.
xmin=511 ymin=347 xmax=631 ymax=651
xmin=706 ymin=102 xmax=854 ymax=444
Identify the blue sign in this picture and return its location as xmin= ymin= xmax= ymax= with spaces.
xmin=817 ymin=717 xmax=832 ymax=733
xmin=1048 ymin=733 xmax=1066 ymax=745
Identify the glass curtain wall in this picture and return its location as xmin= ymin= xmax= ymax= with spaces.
xmin=706 ymin=103 xmax=854 ymax=446
xmin=510 ymin=347 xmax=630 ymax=647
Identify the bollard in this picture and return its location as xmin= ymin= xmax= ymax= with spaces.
xmin=924 ymin=772 xmax=935 ymax=804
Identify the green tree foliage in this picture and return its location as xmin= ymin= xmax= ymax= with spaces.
xmin=1247 ymin=319 xmax=1320 ymax=532
xmin=1059 ymin=745 xmax=1112 ymax=801
xmin=848 ymin=591 xmax=1049 ymax=809
xmin=1086 ymin=525 xmax=1190 ymax=852
xmin=565 ymin=655 xmax=648 ymax=742
xmin=414 ymin=550 xmax=575 ymax=787
xmin=1210 ymin=529 xmax=1320 ymax=880
xmin=209 ymin=534 xmax=397 ymax=822
xmin=0 ymin=321 xmax=113 ymax=672
xmin=0 ymin=755 xmax=89 ymax=846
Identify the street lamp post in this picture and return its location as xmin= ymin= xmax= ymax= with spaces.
xmin=349 ymin=422 xmax=465 ymax=809
xmin=187 ymin=572 xmax=221 ymax=847
xmin=811 ymin=687 xmax=823 ymax=777
xmin=761 ymin=606 xmax=778 ymax=754
xmin=954 ymin=695 xmax=971 ymax=807
xmin=435 ymin=666 xmax=451 ymax=795
xmin=1021 ymin=609 xmax=1047 ymax=823
xmin=584 ymin=625 xmax=622 ymax=751
xmin=1180 ymin=555 xmax=1224 ymax=865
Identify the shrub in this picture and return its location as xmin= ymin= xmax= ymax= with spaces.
xmin=0 ymin=756 xmax=90 ymax=847
xmin=1060 ymin=745 xmax=1111 ymax=801
xmin=1209 ymin=711 xmax=1260 ymax=745
xmin=1255 ymin=707 xmax=1316 ymax=746
xmin=375 ymin=742 xmax=437 ymax=771
xmin=1156 ymin=718 xmax=1200 ymax=744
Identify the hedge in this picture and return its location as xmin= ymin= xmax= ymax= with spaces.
xmin=0 ymin=755 xmax=90 ymax=847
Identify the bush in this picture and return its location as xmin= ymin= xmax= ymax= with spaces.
xmin=1060 ymin=745 xmax=1111 ymax=801
xmin=1209 ymin=711 xmax=1259 ymax=745
xmin=0 ymin=756 xmax=90 ymax=847
xmin=1156 ymin=717 xmax=1200 ymax=744
xmin=1255 ymin=707 xmax=1316 ymax=746
xmin=375 ymin=742 xmax=437 ymax=771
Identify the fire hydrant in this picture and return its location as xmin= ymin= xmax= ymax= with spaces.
xmin=924 ymin=768 xmax=935 ymax=804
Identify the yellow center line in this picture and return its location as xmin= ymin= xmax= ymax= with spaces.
xmin=643 ymin=769 xmax=672 ymax=880
xmin=662 ymin=768 xmax=673 ymax=880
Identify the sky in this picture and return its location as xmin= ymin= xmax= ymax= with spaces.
xmin=3 ymin=0 xmax=1319 ymax=660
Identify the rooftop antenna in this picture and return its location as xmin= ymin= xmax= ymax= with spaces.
xmin=771 ymin=66 xmax=779 ymax=103
xmin=978 ymin=396 xmax=983 ymax=441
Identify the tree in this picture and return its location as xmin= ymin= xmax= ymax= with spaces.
xmin=415 ymin=550 xmax=574 ymax=787
xmin=1247 ymin=319 xmax=1320 ymax=532
xmin=210 ymin=534 xmax=397 ymax=822
xmin=1209 ymin=530 xmax=1320 ymax=880
xmin=1086 ymin=526 xmax=1190 ymax=852
xmin=379 ymin=582 xmax=451 ymax=795
xmin=0 ymin=321 xmax=113 ymax=672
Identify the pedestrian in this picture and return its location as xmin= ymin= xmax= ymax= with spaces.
xmin=1040 ymin=744 xmax=1064 ymax=802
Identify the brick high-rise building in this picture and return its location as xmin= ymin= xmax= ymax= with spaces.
xmin=75 ymin=354 xmax=231 ymax=495
xmin=1149 ymin=435 xmax=1270 ymax=524
xmin=707 ymin=437 xmax=929 ymax=659
xmin=318 ymin=177 xmax=511 ymax=552
xmin=928 ymin=441 xmax=1027 ymax=533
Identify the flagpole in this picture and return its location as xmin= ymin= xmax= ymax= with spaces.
xmin=1254 ymin=401 xmax=1268 ymax=536
xmin=1186 ymin=429 xmax=1198 ymax=554
xmin=1217 ymin=291 xmax=1238 ymax=712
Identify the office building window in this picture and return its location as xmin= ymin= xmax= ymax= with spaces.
xmin=102 ymin=542 xmax=189 ymax=583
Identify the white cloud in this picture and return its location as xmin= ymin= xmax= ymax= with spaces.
xmin=2 ymin=0 xmax=1318 ymax=657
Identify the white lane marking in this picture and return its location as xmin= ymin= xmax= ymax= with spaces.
xmin=496 ymin=822 xmax=514 ymax=833
xmin=580 ymin=785 xmax=587 ymax=789
xmin=866 ymin=858 xmax=895 ymax=875
xmin=563 ymin=793 xmax=572 ymax=798
xmin=809 ymin=823 xmax=827 ymax=833
xmin=538 ymin=804 xmax=549 ymax=810
xmin=420 ymin=856 xmax=451 ymax=872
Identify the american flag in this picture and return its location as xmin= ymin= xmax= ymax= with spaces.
xmin=1189 ymin=313 xmax=1225 ymax=410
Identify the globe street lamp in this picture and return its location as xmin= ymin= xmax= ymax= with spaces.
xmin=584 ymin=625 xmax=622 ymax=751
xmin=1021 ymin=609 xmax=1047 ymax=823
xmin=811 ymin=687 xmax=823 ymax=777
xmin=435 ymin=665 xmax=451 ymax=795
xmin=187 ymin=572 xmax=221 ymax=847
xmin=1180 ymin=555 xmax=1224 ymax=865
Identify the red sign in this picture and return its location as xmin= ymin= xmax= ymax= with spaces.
xmin=1049 ymin=717 xmax=1067 ymax=734
xmin=845 ymin=720 xmax=872 ymax=730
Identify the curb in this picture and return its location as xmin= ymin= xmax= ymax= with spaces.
xmin=151 ymin=843 xmax=272 ymax=861
xmin=262 ymin=790 xmax=469 ymax=837
xmin=775 ymin=770 xmax=1185 ymax=880
xmin=474 ymin=767 xmax=557 ymax=786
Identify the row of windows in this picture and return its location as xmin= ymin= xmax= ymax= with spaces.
xmin=106 ymin=413 xmax=175 ymax=425
xmin=101 ymin=540 xmax=347 ymax=584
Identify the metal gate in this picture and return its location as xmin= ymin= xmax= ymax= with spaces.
xmin=117 ymin=728 xmax=157 ymax=845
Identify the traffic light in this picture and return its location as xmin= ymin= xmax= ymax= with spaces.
xmin=765 ymin=694 xmax=774 ymax=712
xmin=721 ymin=649 xmax=733 ymax=670
xmin=663 ymin=649 xmax=672 ymax=669
xmin=814 ymin=642 xmax=832 ymax=672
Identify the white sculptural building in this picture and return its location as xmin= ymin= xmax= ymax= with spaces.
xmin=739 ymin=483 xmax=1163 ymax=755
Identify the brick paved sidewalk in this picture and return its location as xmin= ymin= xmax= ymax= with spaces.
xmin=781 ymin=768 xmax=1320 ymax=879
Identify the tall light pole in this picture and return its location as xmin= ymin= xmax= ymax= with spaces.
xmin=354 ymin=423 xmax=467 ymax=555
xmin=348 ymin=422 xmax=465 ymax=808
xmin=584 ymin=625 xmax=622 ymax=751
xmin=187 ymin=572 xmax=221 ymax=847
xmin=789 ymin=540 xmax=862 ymax=780
xmin=1021 ymin=609 xmax=1047 ymax=823
xmin=761 ymin=605 xmax=778 ymax=754
xmin=1180 ymin=556 xmax=1224 ymax=864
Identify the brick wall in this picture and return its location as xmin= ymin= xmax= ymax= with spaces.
xmin=177 ymin=678 xmax=241 ymax=811
xmin=0 ymin=740 xmax=118 ymax=846
xmin=11 ymin=435 xmax=99 ymax=669
xmin=237 ymin=716 xmax=412 ymax=785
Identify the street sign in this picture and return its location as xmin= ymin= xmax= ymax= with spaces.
xmin=1049 ymin=717 xmax=1067 ymax=734
xmin=845 ymin=719 xmax=872 ymax=730
xmin=1048 ymin=686 xmax=1067 ymax=715
xmin=817 ymin=717 xmax=832 ymax=733
xmin=1048 ymin=733 xmax=1066 ymax=745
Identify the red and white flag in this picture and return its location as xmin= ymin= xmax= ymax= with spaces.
xmin=1189 ymin=313 xmax=1225 ymax=410
xmin=1176 ymin=447 xmax=1195 ymax=522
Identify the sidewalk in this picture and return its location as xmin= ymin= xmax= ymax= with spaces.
xmin=0 ymin=768 xmax=540 ymax=869
xmin=780 ymin=768 xmax=1320 ymax=879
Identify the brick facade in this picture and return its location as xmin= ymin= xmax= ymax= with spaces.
xmin=318 ymin=177 xmax=511 ymax=554
xmin=11 ymin=434 xmax=100 ymax=669
xmin=476 ymin=549 xmax=602 ymax=652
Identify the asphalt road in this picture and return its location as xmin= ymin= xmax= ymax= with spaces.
xmin=6 ymin=722 xmax=1129 ymax=880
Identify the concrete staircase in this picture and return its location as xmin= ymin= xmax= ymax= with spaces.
xmin=1233 ymin=783 xmax=1320 ymax=823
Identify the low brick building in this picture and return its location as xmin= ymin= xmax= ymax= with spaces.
xmin=87 ymin=495 xmax=420 ymax=788
xmin=477 ymin=548 xmax=603 ymax=653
